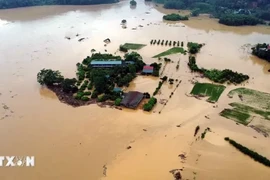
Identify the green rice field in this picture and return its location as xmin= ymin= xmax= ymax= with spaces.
xmin=153 ymin=47 xmax=185 ymax=58
xmin=122 ymin=43 xmax=146 ymax=50
xmin=190 ymin=83 xmax=226 ymax=102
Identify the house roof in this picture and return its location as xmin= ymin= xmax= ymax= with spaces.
xmin=268 ymin=45 xmax=270 ymax=50
xmin=121 ymin=91 xmax=144 ymax=109
xmin=143 ymin=65 xmax=154 ymax=70
xmin=90 ymin=60 xmax=122 ymax=65
xmin=143 ymin=69 xmax=153 ymax=73
xmin=113 ymin=87 xmax=122 ymax=92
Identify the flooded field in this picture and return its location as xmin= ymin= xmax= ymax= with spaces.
xmin=0 ymin=0 xmax=270 ymax=179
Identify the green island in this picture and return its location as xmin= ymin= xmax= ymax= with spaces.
xmin=37 ymin=51 xmax=160 ymax=111
xmin=155 ymin=0 xmax=270 ymax=26
xmin=130 ymin=0 xmax=137 ymax=6
xmin=153 ymin=47 xmax=185 ymax=58
xmin=252 ymin=43 xmax=270 ymax=62
xmin=220 ymin=88 xmax=270 ymax=125
xmin=190 ymin=83 xmax=226 ymax=103
xmin=225 ymin=137 xmax=270 ymax=167
xmin=188 ymin=56 xmax=249 ymax=84
xmin=0 ymin=0 xmax=119 ymax=9
xmin=163 ymin=13 xmax=189 ymax=21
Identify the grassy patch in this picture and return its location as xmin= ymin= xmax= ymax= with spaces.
xmin=228 ymin=88 xmax=270 ymax=110
xmin=230 ymin=103 xmax=270 ymax=120
xmin=190 ymin=83 xmax=226 ymax=102
xmin=220 ymin=109 xmax=251 ymax=125
xmin=153 ymin=47 xmax=185 ymax=58
xmin=122 ymin=43 xmax=146 ymax=50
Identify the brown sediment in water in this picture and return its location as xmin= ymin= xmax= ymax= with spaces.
xmin=0 ymin=0 xmax=270 ymax=180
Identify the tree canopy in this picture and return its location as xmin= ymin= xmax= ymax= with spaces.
xmin=37 ymin=69 xmax=64 ymax=86
xmin=0 ymin=0 xmax=119 ymax=9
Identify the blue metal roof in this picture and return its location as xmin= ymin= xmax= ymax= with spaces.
xmin=91 ymin=60 xmax=122 ymax=65
xmin=142 ymin=69 xmax=153 ymax=73
xmin=113 ymin=87 xmax=122 ymax=92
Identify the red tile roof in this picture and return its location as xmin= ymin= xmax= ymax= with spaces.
xmin=143 ymin=65 xmax=154 ymax=70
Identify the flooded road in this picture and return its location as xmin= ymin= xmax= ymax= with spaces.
xmin=0 ymin=0 xmax=270 ymax=179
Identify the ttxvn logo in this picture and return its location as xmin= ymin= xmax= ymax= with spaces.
xmin=0 ymin=156 xmax=35 ymax=167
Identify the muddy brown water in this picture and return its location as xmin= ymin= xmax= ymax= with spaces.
xmin=0 ymin=0 xmax=270 ymax=180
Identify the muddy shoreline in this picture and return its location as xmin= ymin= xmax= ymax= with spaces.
xmin=48 ymin=85 xmax=114 ymax=108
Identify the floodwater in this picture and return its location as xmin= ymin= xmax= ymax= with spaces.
xmin=0 ymin=0 xmax=270 ymax=179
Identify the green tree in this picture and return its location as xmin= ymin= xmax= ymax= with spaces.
xmin=37 ymin=69 xmax=64 ymax=86
xmin=62 ymin=78 xmax=78 ymax=93
xmin=130 ymin=0 xmax=137 ymax=6
xmin=115 ymin=98 xmax=122 ymax=106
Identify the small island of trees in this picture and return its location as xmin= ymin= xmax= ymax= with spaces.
xmin=252 ymin=43 xmax=270 ymax=62
xmin=219 ymin=14 xmax=265 ymax=26
xmin=130 ymin=0 xmax=137 ymax=6
xmin=163 ymin=13 xmax=189 ymax=21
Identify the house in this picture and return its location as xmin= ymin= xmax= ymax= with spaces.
xmin=121 ymin=91 xmax=144 ymax=109
xmin=142 ymin=65 xmax=154 ymax=74
xmin=113 ymin=87 xmax=122 ymax=92
xmin=268 ymin=45 xmax=270 ymax=50
xmin=90 ymin=60 xmax=122 ymax=68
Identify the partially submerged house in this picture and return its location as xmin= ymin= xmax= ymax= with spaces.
xmin=142 ymin=65 xmax=154 ymax=74
xmin=121 ymin=91 xmax=144 ymax=109
xmin=90 ymin=60 xmax=122 ymax=68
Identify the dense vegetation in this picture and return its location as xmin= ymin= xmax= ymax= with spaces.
xmin=225 ymin=137 xmax=270 ymax=167
xmin=187 ymin=42 xmax=203 ymax=54
xmin=130 ymin=0 xmax=137 ymax=6
xmin=188 ymin=56 xmax=249 ymax=84
xmin=37 ymin=52 xmax=146 ymax=103
xmin=163 ymin=13 xmax=189 ymax=21
xmin=0 ymin=0 xmax=119 ymax=9
xmin=155 ymin=0 xmax=270 ymax=26
xmin=252 ymin=43 xmax=270 ymax=62
xmin=143 ymin=97 xmax=157 ymax=111
xmin=219 ymin=14 xmax=264 ymax=26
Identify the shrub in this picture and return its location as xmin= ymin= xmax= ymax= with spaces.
xmin=84 ymin=91 xmax=91 ymax=96
xmin=115 ymin=98 xmax=122 ymax=106
xmin=181 ymin=41 xmax=184 ymax=47
xmin=143 ymin=97 xmax=157 ymax=111
xmin=81 ymin=96 xmax=90 ymax=101
xmin=91 ymin=90 xmax=99 ymax=99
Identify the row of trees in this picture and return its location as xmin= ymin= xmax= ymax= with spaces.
xmin=0 ymin=0 xmax=119 ymax=9
xmin=163 ymin=13 xmax=189 ymax=21
xmin=150 ymin=39 xmax=184 ymax=47
xmin=225 ymin=137 xmax=270 ymax=167
xmin=252 ymin=43 xmax=270 ymax=62
xmin=188 ymin=56 xmax=249 ymax=84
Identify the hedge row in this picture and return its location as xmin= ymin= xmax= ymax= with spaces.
xmin=225 ymin=137 xmax=270 ymax=167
